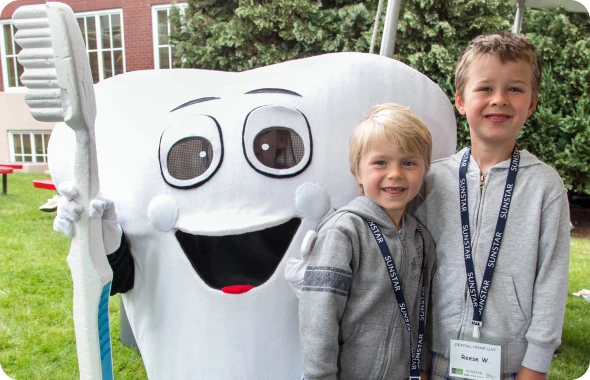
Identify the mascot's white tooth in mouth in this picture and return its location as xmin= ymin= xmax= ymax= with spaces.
xmin=48 ymin=52 xmax=457 ymax=379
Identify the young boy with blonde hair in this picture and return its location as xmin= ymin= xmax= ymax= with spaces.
xmin=415 ymin=32 xmax=570 ymax=380
xmin=299 ymin=103 xmax=436 ymax=380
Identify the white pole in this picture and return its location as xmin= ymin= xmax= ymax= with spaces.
xmin=512 ymin=0 xmax=525 ymax=33
xmin=380 ymin=0 xmax=402 ymax=58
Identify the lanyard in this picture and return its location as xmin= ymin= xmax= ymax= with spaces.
xmin=459 ymin=146 xmax=520 ymax=338
xmin=366 ymin=219 xmax=425 ymax=380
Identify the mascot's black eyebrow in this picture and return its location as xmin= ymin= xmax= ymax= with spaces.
xmin=170 ymin=97 xmax=221 ymax=112
xmin=245 ymin=88 xmax=302 ymax=97
xmin=170 ymin=88 xmax=302 ymax=112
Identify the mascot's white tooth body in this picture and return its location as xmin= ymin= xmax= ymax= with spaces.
xmin=49 ymin=52 xmax=456 ymax=379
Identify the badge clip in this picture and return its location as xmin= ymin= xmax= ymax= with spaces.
xmin=472 ymin=320 xmax=482 ymax=338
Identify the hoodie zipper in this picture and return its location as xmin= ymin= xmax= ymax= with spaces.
xmin=475 ymin=171 xmax=487 ymax=231
xmin=396 ymin=229 xmax=406 ymax=279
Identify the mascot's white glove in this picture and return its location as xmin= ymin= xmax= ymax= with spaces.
xmin=54 ymin=181 xmax=123 ymax=254
xmin=285 ymin=230 xmax=317 ymax=298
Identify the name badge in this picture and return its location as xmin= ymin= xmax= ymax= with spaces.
xmin=449 ymin=340 xmax=501 ymax=380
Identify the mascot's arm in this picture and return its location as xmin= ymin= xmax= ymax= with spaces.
xmin=285 ymin=230 xmax=316 ymax=298
xmin=55 ymin=181 xmax=135 ymax=294
xmin=105 ymin=233 xmax=134 ymax=294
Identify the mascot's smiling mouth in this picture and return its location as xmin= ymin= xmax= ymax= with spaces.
xmin=176 ymin=218 xmax=301 ymax=294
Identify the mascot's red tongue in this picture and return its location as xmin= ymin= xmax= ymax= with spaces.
xmin=222 ymin=285 xmax=254 ymax=294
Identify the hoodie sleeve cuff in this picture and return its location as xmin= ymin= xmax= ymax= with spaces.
xmin=521 ymin=340 xmax=555 ymax=374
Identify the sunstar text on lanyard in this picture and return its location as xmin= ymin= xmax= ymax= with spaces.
xmin=459 ymin=146 xmax=519 ymax=339
xmin=366 ymin=219 xmax=425 ymax=380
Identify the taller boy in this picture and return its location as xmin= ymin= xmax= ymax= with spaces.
xmin=417 ymin=32 xmax=570 ymax=379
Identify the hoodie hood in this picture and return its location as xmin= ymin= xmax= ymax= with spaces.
xmin=317 ymin=196 xmax=417 ymax=234
xmin=451 ymin=147 xmax=541 ymax=174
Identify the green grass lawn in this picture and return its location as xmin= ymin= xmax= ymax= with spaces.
xmin=0 ymin=173 xmax=146 ymax=379
xmin=1 ymin=172 xmax=589 ymax=379
xmin=551 ymin=237 xmax=590 ymax=380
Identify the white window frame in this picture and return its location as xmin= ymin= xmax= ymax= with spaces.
xmin=0 ymin=21 xmax=26 ymax=93
xmin=8 ymin=131 xmax=52 ymax=163
xmin=76 ymin=9 xmax=126 ymax=83
xmin=152 ymin=3 xmax=188 ymax=69
xmin=1 ymin=8 xmax=126 ymax=90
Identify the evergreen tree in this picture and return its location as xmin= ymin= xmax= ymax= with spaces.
xmin=170 ymin=1 xmax=590 ymax=195
xmin=170 ymin=0 xmax=374 ymax=71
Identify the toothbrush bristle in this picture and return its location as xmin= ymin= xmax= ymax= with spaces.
xmin=13 ymin=6 xmax=64 ymax=122
xmin=20 ymin=69 xmax=58 ymax=87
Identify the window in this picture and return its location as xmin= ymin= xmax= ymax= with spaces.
xmin=9 ymin=131 xmax=51 ymax=163
xmin=77 ymin=10 xmax=126 ymax=83
xmin=0 ymin=22 xmax=24 ymax=91
xmin=1 ymin=9 xmax=125 ymax=90
xmin=152 ymin=3 xmax=188 ymax=69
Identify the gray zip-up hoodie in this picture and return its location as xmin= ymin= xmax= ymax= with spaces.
xmin=413 ymin=148 xmax=570 ymax=374
xmin=300 ymin=196 xmax=436 ymax=380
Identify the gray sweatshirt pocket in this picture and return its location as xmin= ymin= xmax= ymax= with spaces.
xmin=481 ymin=272 xmax=527 ymax=340
xmin=430 ymin=264 xmax=465 ymax=328
xmin=339 ymin=323 xmax=388 ymax=380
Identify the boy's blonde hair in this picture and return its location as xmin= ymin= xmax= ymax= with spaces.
xmin=349 ymin=103 xmax=432 ymax=195
xmin=455 ymin=31 xmax=542 ymax=99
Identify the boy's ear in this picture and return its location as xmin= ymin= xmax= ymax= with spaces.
xmin=455 ymin=92 xmax=467 ymax=115
xmin=355 ymin=173 xmax=362 ymax=184
xmin=528 ymin=95 xmax=539 ymax=117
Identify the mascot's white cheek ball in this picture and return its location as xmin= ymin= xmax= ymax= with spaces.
xmin=49 ymin=52 xmax=456 ymax=379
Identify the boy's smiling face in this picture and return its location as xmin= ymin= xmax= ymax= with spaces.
xmin=356 ymin=139 xmax=426 ymax=228
xmin=456 ymin=55 xmax=538 ymax=148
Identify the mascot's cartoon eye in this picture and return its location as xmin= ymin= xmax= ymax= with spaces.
xmin=159 ymin=115 xmax=223 ymax=189
xmin=243 ymin=105 xmax=312 ymax=177
xmin=167 ymin=137 xmax=214 ymax=179
xmin=253 ymin=127 xmax=304 ymax=169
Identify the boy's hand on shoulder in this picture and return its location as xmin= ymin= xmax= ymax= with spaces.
xmin=515 ymin=367 xmax=546 ymax=380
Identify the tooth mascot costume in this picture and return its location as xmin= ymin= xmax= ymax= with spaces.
xmin=49 ymin=53 xmax=457 ymax=379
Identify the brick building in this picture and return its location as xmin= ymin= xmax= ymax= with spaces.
xmin=0 ymin=0 xmax=187 ymax=170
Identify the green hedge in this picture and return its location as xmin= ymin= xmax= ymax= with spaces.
xmin=519 ymin=9 xmax=590 ymax=195
xmin=171 ymin=0 xmax=590 ymax=195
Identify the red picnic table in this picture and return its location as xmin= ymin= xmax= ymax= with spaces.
xmin=0 ymin=163 xmax=23 ymax=196
xmin=33 ymin=178 xmax=58 ymax=212
xmin=32 ymin=179 xmax=56 ymax=191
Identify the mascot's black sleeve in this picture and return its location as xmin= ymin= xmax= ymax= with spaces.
xmin=107 ymin=232 xmax=135 ymax=295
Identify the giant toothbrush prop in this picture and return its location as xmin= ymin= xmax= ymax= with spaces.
xmin=19 ymin=2 xmax=457 ymax=378
xmin=12 ymin=3 xmax=113 ymax=380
